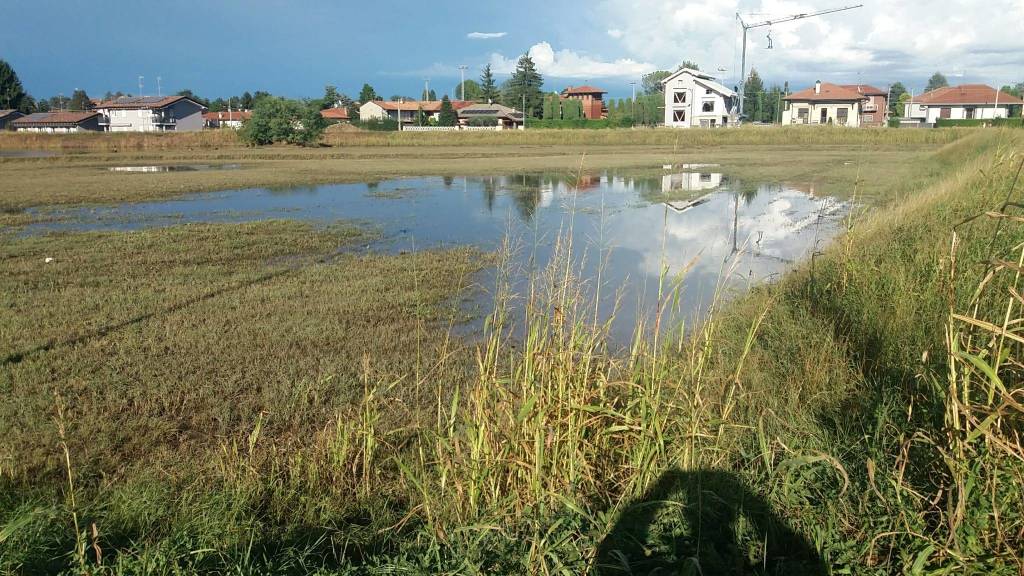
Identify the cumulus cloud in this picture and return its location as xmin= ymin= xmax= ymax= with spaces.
xmin=595 ymin=0 xmax=1024 ymax=88
xmin=467 ymin=32 xmax=507 ymax=40
xmin=490 ymin=42 xmax=656 ymax=79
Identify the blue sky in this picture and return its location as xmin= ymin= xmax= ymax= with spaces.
xmin=4 ymin=0 xmax=1022 ymax=102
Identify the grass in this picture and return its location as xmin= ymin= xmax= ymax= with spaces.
xmin=1 ymin=129 xmax=1023 ymax=574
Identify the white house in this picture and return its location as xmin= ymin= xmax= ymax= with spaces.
xmin=358 ymin=100 xmax=472 ymax=127
xmin=93 ymin=95 xmax=206 ymax=132
xmin=203 ymin=110 xmax=252 ymax=129
xmin=782 ymin=82 xmax=867 ymax=127
xmin=903 ymin=85 xmax=1023 ymax=125
xmin=11 ymin=111 xmax=103 ymax=133
xmin=662 ymin=69 xmax=738 ymax=128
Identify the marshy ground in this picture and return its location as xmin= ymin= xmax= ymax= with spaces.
xmin=1 ymin=127 xmax=1022 ymax=574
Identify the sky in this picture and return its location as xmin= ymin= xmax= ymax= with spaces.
xmin=3 ymin=0 xmax=1023 ymax=102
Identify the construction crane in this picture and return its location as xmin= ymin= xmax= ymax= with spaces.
xmin=736 ymin=4 xmax=863 ymax=118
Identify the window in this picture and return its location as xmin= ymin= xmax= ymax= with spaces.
xmin=700 ymin=173 xmax=712 ymax=182
xmin=702 ymin=101 xmax=714 ymax=113
xmin=940 ymin=107 xmax=951 ymax=119
xmin=706 ymin=88 xmax=713 ymax=95
xmin=965 ymin=107 xmax=976 ymax=119
xmin=837 ymin=108 xmax=849 ymax=125
xmin=673 ymin=91 xmax=687 ymax=104
xmin=673 ymin=110 xmax=687 ymax=123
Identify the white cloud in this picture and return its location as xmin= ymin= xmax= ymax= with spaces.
xmin=595 ymin=0 xmax=1024 ymax=89
xmin=607 ymin=29 xmax=624 ymax=39
xmin=468 ymin=32 xmax=507 ymax=40
xmin=490 ymin=42 xmax=656 ymax=79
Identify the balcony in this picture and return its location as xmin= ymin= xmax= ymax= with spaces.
xmin=151 ymin=115 xmax=176 ymax=125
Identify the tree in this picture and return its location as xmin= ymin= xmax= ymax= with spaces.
xmin=241 ymin=91 xmax=254 ymax=109
xmin=358 ymin=83 xmax=378 ymax=103
xmin=66 ymin=89 xmax=91 ymax=111
xmin=1000 ymin=83 xmax=1023 ymax=99
xmin=416 ymin=106 xmax=429 ymax=126
xmin=504 ymin=54 xmax=544 ymax=118
xmin=743 ymin=69 xmax=765 ymax=120
xmin=480 ymin=64 xmax=499 ymax=103
xmin=641 ymin=62 xmax=700 ymax=96
xmin=888 ymin=82 xmax=907 ymax=117
xmin=241 ymin=97 xmax=325 ymax=146
xmin=438 ymin=95 xmax=457 ymax=126
xmin=456 ymin=79 xmax=482 ymax=102
xmin=321 ymin=85 xmax=340 ymax=109
xmin=925 ymin=72 xmax=949 ymax=93
xmin=0 ymin=59 xmax=27 ymax=112
xmin=562 ymin=99 xmax=583 ymax=120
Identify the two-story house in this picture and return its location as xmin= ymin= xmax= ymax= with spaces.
xmin=661 ymin=69 xmax=738 ymax=129
xmin=782 ymin=82 xmax=867 ymax=127
xmin=560 ymin=86 xmax=607 ymax=120
xmin=841 ymin=85 xmax=888 ymax=127
xmin=94 ymin=95 xmax=206 ymax=132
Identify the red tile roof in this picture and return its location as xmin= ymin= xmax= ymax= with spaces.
xmin=320 ymin=108 xmax=350 ymax=120
xmin=785 ymin=82 xmax=867 ymax=102
xmin=563 ymin=85 xmax=607 ymax=95
xmin=370 ymin=100 xmax=474 ymax=112
xmin=840 ymin=84 xmax=887 ymax=97
xmin=915 ymin=84 xmax=1024 ymax=106
xmin=202 ymin=110 xmax=252 ymax=122
xmin=94 ymin=95 xmax=203 ymax=110
xmin=12 ymin=111 xmax=101 ymax=127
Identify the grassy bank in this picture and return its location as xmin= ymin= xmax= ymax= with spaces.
xmin=2 ymin=131 xmax=1023 ymax=574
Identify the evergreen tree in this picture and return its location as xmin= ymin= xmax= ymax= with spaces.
xmin=504 ymin=54 xmax=544 ymax=118
xmin=438 ymin=95 xmax=457 ymax=126
xmin=69 ymin=89 xmax=91 ymax=111
xmin=480 ymin=64 xmax=499 ymax=103
xmin=563 ymin=99 xmax=583 ymax=120
xmin=322 ymin=85 xmax=340 ymax=109
xmin=416 ymin=106 xmax=429 ymax=126
xmin=456 ymin=79 xmax=482 ymax=101
xmin=925 ymin=72 xmax=949 ymax=93
xmin=743 ymin=69 xmax=765 ymax=120
xmin=241 ymin=91 xmax=254 ymax=109
xmin=0 ymin=59 xmax=27 ymax=111
xmin=358 ymin=83 xmax=379 ymax=103
xmin=888 ymin=82 xmax=907 ymax=117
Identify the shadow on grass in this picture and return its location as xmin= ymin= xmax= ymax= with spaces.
xmin=1 ymin=267 xmax=294 ymax=367
xmin=593 ymin=469 xmax=826 ymax=575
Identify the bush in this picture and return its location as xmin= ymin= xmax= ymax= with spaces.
xmin=353 ymin=118 xmax=399 ymax=132
xmin=936 ymin=117 xmax=1024 ymax=128
xmin=467 ymin=116 xmax=499 ymax=127
xmin=241 ymin=97 xmax=327 ymax=146
xmin=527 ymin=117 xmax=634 ymax=130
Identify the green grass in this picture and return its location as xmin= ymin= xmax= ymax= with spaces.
xmin=2 ymin=130 xmax=1023 ymax=574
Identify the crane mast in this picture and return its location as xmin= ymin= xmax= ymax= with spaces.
xmin=736 ymin=4 xmax=863 ymax=118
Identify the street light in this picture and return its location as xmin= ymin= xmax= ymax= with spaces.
xmin=398 ymin=98 xmax=403 ymax=132
xmin=630 ymin=81 xmax=637 ymax=127
xmin=459 ymin=65 xmax=468 ymax=101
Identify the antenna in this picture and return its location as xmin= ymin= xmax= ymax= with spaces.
xmin=736 ymin=4 xmax=863 ymax=117
xmin=138 ymin=75 xmax=144 ymax=97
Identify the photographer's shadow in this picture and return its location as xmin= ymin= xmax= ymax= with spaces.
xmin=593 ymin=469 xmax=827 ymax=575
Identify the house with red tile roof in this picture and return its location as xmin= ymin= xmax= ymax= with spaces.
xmin=903 ymin=84 xmax=1023 ymax=125
xmin=782 ymin=81 xmax=869 ymax=127
xmin=320 ymin=108 xmax=351 ymax=123
xmin=93 ymin=95 xmax=206 ymax=132
xmin=840 ymin=84 xmax=889 ymax=127
xmin=358 ymin=99 xmax=474 ymax=127
xmin=11 ymin=111 xmax=103 ymax=133
xmin=203 ymin=110 xmax=252 ymax=129
xmin=560 ymin=86 xmax=607 ymax=120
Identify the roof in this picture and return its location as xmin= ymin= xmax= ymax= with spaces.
xmin=661 ymin=68 xmax=717 ymax=85
xmin=457 ymin=102 xmax=524 ymax=120
xmin=785 ymin=82 xmax=867 ymax=102
xmin=12 ymin=111 xmax=101 ymax=127
xmin=320 ymin=108 xmax=350 ymax=120
xmin=202 ymin=110 xmax=252 ymax=122
xmin=841 ymin=84 xmax=887 ymax=97
xmin=915 ymin=84 xmax=1024 ymax=106
xmin=0 ymin=109 xmax=22 ymax=119
xmin=94 ymin=95 xmax=204 ymax=110
xmin=367 ymin=100 xmax=474 ymax=112
xmin=562 ymin=85 xmax=607 ymax=95
xmin=694 ymin=78 xmax=737 ymax=98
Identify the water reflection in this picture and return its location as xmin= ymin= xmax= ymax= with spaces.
xmin=108 ymin=164 xmax=242 ymax=173
xmin=24 ymin=171 xmax=848 ymax=341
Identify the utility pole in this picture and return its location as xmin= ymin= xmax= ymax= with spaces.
xmin=157 ymin=76 xmax=162 ymax=97
xmin=736 ymin=4 xmax=862 ymax=118
xmin=630 ymin=81 xmax=637 ymax=126
xmin=459 ymin=65 xmax=468 ymax=101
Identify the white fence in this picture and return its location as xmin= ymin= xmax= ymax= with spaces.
xmin=401 ymin=126 xmax=503 ymax=132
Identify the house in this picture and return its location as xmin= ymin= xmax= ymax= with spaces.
xmin=203 ymin=110 xmax=252 ymax=129
xmin=903 ymin=84 xmax=1023 ymax=125
xmin=93 ymin=95 xmax=206 ymax=132
xmin=320 ymin=108 xmax=350 ymax=123
xmin=841 ymin=84 xmax=889 ymax=127
xmin=561 ymin=86 xmax=607 ymax=120
xmin=0 ymin=110 xmax=24 ymax=130
xmin=782 ymin=82 xmax=866 ymax=127
xmin=11 ymin=111 xmax=103 ymax=133
xmin=358 ymin=100 xmax=473 ymax=126
xmin=457 ymin=103 xmax=524 ymax=130
xmin=661 ymin=69 xmax=738 ymax=128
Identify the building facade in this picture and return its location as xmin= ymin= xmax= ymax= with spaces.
xmin=782 ymin=82 xmax=866 ymax=127
xmin=903 ymin=85 xmax=1023 ymax=125
xmin=11 ymin=111 xmax=103 ymax=133
xmin=457 ymin=103 xmax=524 ymax=129
xmin=661 ymin=69 xmax=738 ymax=129
xmin=203 ymin=110 xmax=252 ymax=129
xmin=358 ymin=100 xmax=473 ymax=126
xmin=94 ymin=96 xmax=206 ymax=132
xmin=841 ymin=85 xmax=888 ymax=127
xmin=560 ymin=86 xmax=607 ymax=120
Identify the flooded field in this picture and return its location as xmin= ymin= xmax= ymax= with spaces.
xmin=28 ymin=169 xmax=848 ymax=338
xmin=107 ymin=164 xmax=243 ymax=173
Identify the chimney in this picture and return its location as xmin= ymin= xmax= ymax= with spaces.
xmin=815 ymin=81 xmax=822 ymax=95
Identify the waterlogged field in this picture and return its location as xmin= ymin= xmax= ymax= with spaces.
xmin=1 ymin=128 xmax=1023 ymax=574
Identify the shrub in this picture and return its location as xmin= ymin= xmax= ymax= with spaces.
xmin=241 ymin=97 xmax=327 ymax=146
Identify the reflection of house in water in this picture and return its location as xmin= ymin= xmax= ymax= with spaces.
xmin=662 ymin=172 xmax=725 ymax=193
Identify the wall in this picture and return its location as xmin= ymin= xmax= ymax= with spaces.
xmin=783 ymin=101 xmax=861 ymax=127
xmin=663 ymin=73 xmax=732 ymax=129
